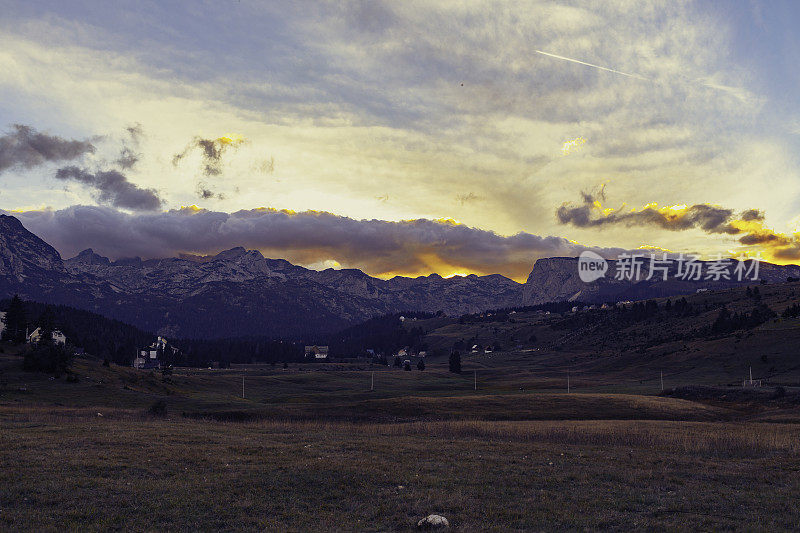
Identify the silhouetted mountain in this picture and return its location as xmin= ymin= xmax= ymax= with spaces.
xmin=522 ymin=256 xmax=800 ymax=305
xmin=0 ymin=215 xmax=522 ymax=338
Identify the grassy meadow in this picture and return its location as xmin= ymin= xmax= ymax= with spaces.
xmin=3 ymin=345 xmax=800 ymax=530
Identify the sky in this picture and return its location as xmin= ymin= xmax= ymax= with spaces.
xmin=1 ymin=0 xmax=800 ymax=282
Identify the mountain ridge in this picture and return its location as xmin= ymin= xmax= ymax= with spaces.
xmin=0 ymin=215 xmax=523 ymax=338
xmin=522 ymin=255 xmax=800 ymax=305
xmin=6 ymin=213 xmax=800 ymax=338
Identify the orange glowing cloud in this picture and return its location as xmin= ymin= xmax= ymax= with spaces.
xmin=558 ymin=186 xmax=800 ymax=263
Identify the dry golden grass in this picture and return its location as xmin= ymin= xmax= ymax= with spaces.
xmin=3 ymin=345 xmax=800 ymax=531
xmin=361 ymin=419 xmax=800 ymax=457
xmin=3 ymin=406 xmax=800 ymax=531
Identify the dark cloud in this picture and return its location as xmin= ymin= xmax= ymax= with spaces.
xmin=0 ymin=124 xmax=95 ymax=174
xmin=740 ymin=209 xmax=764 ymax=222
xmin=771 ymin=245 xmax=800 ymax=261
xmin=54 ymin=167 xmax=163 ymax=211
xmin=125 ymin=123 xmax=144 ymax=141
xmin=196 ymin=182 xmax=225 ymax=200
xmin=556 ymin=187 xmax=800 ymax=259
xmin=7 ymin=205 xmax=621 ymax=281
xmin=738 ymin=232 xmax=790 ymax=246
xmin=116 ymin=148 xmax=139 ymax=170
xmin=557 ymin=189 xmax=740 ymax=234
xmin=173 ymin=135 xmax=246 ymax=176
xmin=115 ymin=123 xmax=144 ymax=170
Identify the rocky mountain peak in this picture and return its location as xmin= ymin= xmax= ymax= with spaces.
xmin=67 ymin=248 xmax=111 ymax=266
xmin=0 ymin=215 xmax=66 ymax=277
xmin=522 ymin=256 xmax=800 ymax=305
xmin=212 ymin=247 xmax=249 ymax=261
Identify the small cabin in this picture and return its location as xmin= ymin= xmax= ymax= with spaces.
xmin=304 ymin=345 xmax=329 ymax=359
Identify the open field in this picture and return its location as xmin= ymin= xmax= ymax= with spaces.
xmin=3 ymin=349 xmax=800 ymax=530
xmin=0 ymin=353 xmax=758 ymax=422
xmin=2 ymin=407 xmax=800 ymax=531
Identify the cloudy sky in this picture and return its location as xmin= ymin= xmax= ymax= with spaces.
xmin=1 ymin=0 xmax=799 ymax=281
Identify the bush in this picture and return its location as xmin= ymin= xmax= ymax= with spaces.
xmin=66 ymin=373 xmax=80 ymax=383
xmin=773 ymin=386 xmax=787 ymax=399
xmin=417 ymin=359 xmax=425 ymax=371
xmin=448 ymin=351 xmax=461 ymax=374
xmin=148 ymin=399 xmax=168 ymax=417
xmin=23 ymin=344 xmax=72 ymax=376
xmin=403 ymin=362 xmax=411 ymax=371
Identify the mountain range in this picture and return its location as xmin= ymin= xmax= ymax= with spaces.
xmin=0 ymin=214 xmax=522 ymax=338
xmin=4 ymin=213 xmax=800 ymax=339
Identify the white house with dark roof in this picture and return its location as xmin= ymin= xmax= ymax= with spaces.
xmin=134 ymin=336 xmax=174 ymax=369
xmin=304 ymin=345 xmax=329 ymax=359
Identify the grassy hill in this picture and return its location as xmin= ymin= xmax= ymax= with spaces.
xmin=401 ymin=280 xmax=800 ymax=391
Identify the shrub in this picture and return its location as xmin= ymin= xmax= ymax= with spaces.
xmin=148 ymin=399 xmax=168 ymax=417
xmin=417 ymin=359 xmax=425 ymax=371
xmin=23 ymin=344 xmax=72 ymax=376
xmin=773 ymin=386 xmax=787 ymax=399
xmin=448 ymin=351 xmax=461 ymax=374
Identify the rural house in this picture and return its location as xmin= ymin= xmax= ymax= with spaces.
xmin=304 ymin=345 xmax=329 ymax=359
xmin=133 ymin=336 xmax=173 ymax=369
xmin=27 ymin=327 xmax=67 ymax=345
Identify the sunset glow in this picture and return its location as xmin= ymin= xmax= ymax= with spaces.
xmin=0 ymin=1 xmax=798 ymax=279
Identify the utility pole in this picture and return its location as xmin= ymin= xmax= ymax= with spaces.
xmin=371 ymin=371 xmax=374 ymax=392
xmin=242 ymin=375 xmax=245 ymax=399
xmin=474 ymin=370 xmax=477 ymax=391
xmin=567 ymin=371 xmax=570 ymax=394
xmin=660 ymin=371 xmax=664 ymax=392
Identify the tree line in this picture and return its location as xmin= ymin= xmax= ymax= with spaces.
xmin=1 ymin=296 xmax=305 ymax=369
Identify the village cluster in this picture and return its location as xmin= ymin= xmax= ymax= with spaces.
xmin=0 ymin=312 xmax=68 ymax=346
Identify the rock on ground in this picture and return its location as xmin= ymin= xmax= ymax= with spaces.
xmin=417 ymin=514 xmax=449 ymax=529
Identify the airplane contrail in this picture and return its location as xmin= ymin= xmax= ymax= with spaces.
xmin=535 ymin=50 xmax=650 ymax=82
xmin=535 ymin=49 xmax=755 ymax=103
